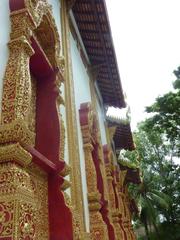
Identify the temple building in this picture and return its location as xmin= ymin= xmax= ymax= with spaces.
xmin=0 ymin=0 xmax=141 ymax=239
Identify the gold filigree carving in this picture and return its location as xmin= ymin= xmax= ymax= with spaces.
xmin=105 ymin=162 xmax=121 ymax=239
xmin=116 ymin=169 xmax=138 ymax=239
xmin=0 ymin=163 xmax=49 ymax=239
xmin=0 ymin=119 xmax=35 ymax=147
xmin=59 ymin=115 xmax=66 ymax=161
xmin=0 ymin=143 xmax=32 ymax=166
xmin=0 ymin=201 xmax=14 ymax=237
xmin=2 ymin=0 xmax=64 ymax=125
xmin=0 ymin=1 xmax=65 ymax=239
xmin=28 ymin=76 xmax=36 ymax=135
xmin=1 ymin=36 xmax=34 ymax=125
xmin=88 ymin=79 xmax=119 ymax=238
xmin=80 ymin=103 xmax=108 ymax=240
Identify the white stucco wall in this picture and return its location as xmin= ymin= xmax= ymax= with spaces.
xmin=0 ymin=1 xmax=10 ymax=121
xmin=96 ymin=96 xmax=108 ymax=145
xmin=48 ymin=0 xmax=61 ymax=39
xmin=70 ymin=32 xmax=91 ymax=232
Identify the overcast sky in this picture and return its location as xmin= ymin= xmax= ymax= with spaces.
xmin=105 ymin=0 xmax=180 ymax=130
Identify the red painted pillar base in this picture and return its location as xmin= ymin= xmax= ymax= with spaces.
xmin=48 ymin=174 xmax=73 ymax=240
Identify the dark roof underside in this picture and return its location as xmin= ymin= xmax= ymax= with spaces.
xmin=114 ymin=124 xmax=135 ymax=151
xmin=72 ymin=0 xmax=125 ymax=108
xmin=109 ymin=122 xmax=135 ymax=151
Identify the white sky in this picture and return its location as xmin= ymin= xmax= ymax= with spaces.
xmin=105 ymin=0 xmax=180 ymax=130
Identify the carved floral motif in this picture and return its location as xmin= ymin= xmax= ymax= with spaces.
xmin=0 ymin=202 xmax=13 ymax=237
xmin=0 ymin=163 xmax=48 ymax=239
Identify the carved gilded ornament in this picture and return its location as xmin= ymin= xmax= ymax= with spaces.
xmin=0 ymin=143 xmax=31 ymax=166
xmin=103 ymin=145 xmax=124 ymax=239
xmin=88 ymin=80 xmax=121 ymax=239
xmin=0 ymin=0 xmax=68 ymax=239
xmin=79 ymin=103 xmax=108 ymax=240
xmin=1 ymin=0 xmax=63 ymax=129
xmin=0 ymin=0 xmax=68 ymax=168
xmin=59 ymin=115 xmax=66 ymax=161
xmin=2 ymin=36 xmax=34 ymax=125
xmin=117 ymin=169 xmax=138 ymax=240
xmin=0 ymin=120 xmax=34 ymax=146
xmin=0 ymin=163 xmax=49 ymax=239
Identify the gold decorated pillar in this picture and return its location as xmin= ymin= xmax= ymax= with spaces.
xmin=79 ymin=103 xmax=108 ymax=240
xmin=0 ymin=5 xmax=40 ymax=239
xmin=118 ymin=174 xmax=133 ymax=240
xmin=104 ymin=146 xmax=123 ymax=239
xmin=117 ymin=166 xmax=139 ymax=240
xmin=117 ymin=169 xmax=128 ymax=240
xmin=89 ymin=73 xmax=116 ymax=240
xmin=0 ymin=0 xmax=73 ymax=239
xmin=116 ymin=170 xmax=129 ymax=240
xmin=83 ymin=143 xmax=108 ymax=240
xmin=0 ymin=162 xmax=49 ymax=239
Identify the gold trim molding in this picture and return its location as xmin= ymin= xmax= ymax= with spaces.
xmin=61 ymin=0 xmax=86 ymax=238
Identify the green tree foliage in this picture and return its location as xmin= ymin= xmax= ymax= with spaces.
xmin=144 ymin=68 xmax=180 ymax=156
xmin=123 ymin=68 xmax=180 ymax=239
xmin=126 ymin=127 xmax=180 ymax=240
xmin=129 ymin=175 xmax=170 ymax=240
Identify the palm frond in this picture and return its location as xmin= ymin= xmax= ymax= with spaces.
xmin=151 ymin=189 xmax=172 ymax=205
xmin=148 ymin=192 xmax=169 ymax=209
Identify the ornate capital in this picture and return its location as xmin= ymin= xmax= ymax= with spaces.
xmin=0 ymin=143 xmax=32 ymax=166
xmin=0 ymin=120 xmax=35 ymax=146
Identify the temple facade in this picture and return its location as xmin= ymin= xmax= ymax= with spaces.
xmin=0 ymin=0 xmax=140 ymax=239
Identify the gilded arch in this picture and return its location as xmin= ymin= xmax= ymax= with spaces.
xmin=1 ymin=0 xmax=65 ymax=163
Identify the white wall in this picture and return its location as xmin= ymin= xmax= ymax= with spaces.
xmin=70 ymin=32 xmax=91 ymax=232
xmin=0 ymin=1 xmax=11 ymax=121
xmin=96 ymin=96 xmax=108 ymax=145
xmin=48 ymin=0 xmax=61 ymax=39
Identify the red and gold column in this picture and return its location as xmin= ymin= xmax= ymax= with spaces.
xmin=117 ymin=165 xmax=140 ymax=240
xmin=79 ymin=103 xmax=108 ymax=240
xmin=0 ymin=0 xmax=73 ymax=239
xmin=103 ymin=145 xmax=124 ymax=239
